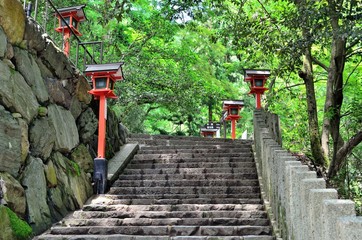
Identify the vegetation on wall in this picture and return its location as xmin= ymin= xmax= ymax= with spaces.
xmin=6 ymin=207 xmax=33 ymax=240
xmin=28 ymin=0 xmax=361 ymax=213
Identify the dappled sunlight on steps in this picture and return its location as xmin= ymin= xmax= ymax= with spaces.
xmin=35 ymin=134 xmax=275 ymax=240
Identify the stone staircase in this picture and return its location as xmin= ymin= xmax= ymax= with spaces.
xmin=35 ymin=134 xmax=274 ymax=240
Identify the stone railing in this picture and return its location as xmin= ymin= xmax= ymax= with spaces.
xmin=253 ymin=109 xmax=362 ymax=240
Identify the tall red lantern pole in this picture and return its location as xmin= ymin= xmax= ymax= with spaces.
xmin=244 ymin=69 xmax=271 ymax=109
xmin=222 ymin=100 xmax=244 ymax=140
xmin=55 ymin=5 xmax=86 ymax=57
xmin=85 ymin=63 xmax=124 ymax=194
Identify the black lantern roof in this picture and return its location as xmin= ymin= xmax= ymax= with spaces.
xmin=244 ymin=69 xmax=270 ymax=81
xmin=222 ymin=100 xmax=245 ymax=107
xmin=85 ymin=62 xmax=125 ymax=80
xmin=56 ymin=5 xmax=87 ymax=21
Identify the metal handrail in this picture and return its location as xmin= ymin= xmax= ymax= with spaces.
xmin=23 ymin=0 xmax=102 ymax=70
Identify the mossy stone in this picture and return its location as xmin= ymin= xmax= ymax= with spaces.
xmin=44 ymin=160 xmax=57 ymax=188
xmin=5 ymin=206 xmax=33 ymax=239
xmin=38 ymin=107 xmax=47 ymax=117
xmin=0 ymin=206 xmax=15 ymax=240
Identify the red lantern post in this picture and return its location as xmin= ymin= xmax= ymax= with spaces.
xmin=85 ymin=62 xmax=124 ymax=194
xmin=244 ymin=69 xmax=271 ymax=109
xmin=222 ymin=100 xmax=244 ymax=140
xmin=55 ymin=5 xmax=86 ymax=57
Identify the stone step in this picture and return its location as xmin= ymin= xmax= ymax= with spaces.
xmin=126 ymin=162 xmax=256 ymax=169
xmin=137 ymin=148 xmax=252 ymax=154
xmin=108 ymin=186 xmax=260 ymax=195
xmin=133 ymin=153 xmax=253 ymax=160
xmin=113 ymin=179 xmax=260 ymax=187
xmin=129 ymin=134 xmax=250 ymax=142
xmin=81 ymin=203 xmax=265 ymax=212
xmin=137 ymin=140 xmax=249 ymax=147
xmin=139 ymin=144 xmax=251 ymax=151
xmin=49 ymin=225 xmax=271 ymax=236
xmin=64 ymin=217 xmax=270 ymax=227
xmin=36 ymin=235 xmax=274 ymax=240
xmin=131 ymin=157 xmax=255 ymax=164
xmin=99 ymin=197 xmax=263 ymax=205
xmin=97 ymin=193 xmax=262 ymax=200
xmin=128 ymin=135 xmax=251 ymax=144
xmin=72 ymin=210 xmax=268 ymax=219
xmin=122 ymin=167 xmax=256 ymax=175
xmin=119 ymin=173 xmax=258 ymax=181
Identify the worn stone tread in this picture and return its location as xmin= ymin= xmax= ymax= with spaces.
xmin=138 ymin=144 xmax=251 ymax=151
xmin=63 ymin=217 xmax=271 ymax=227
xmin=108 ymin=186 xmax=260 ymax=195
xmin=133 ymin=153 xmax=253 ymax=160
xmin=118 ymin=173 xmax=258 ymax=181
xmin=137 ymin=148 xmax=252 ymax=154
xmin=98 ymin=197 xmax=263 ymax=205
xmin=122 ymin=167 xmax=257 ymax=175
xmin=36 ymin=235 xmax=274 ymax=240
xmin=82 ymin=203 xmax=265 ymax=212
xmin=126 ymin=162 xmax=255 ymax=169
xmin=131 ymin=157 xmax=255 ymax=164
xmin=112 ymin=179 xmax=260 ymax=187
xmin=50 ymin=225 xmax=272 ymax=236
xmin=98 ymin=193 xmax=262 ymax=200
xmin=72 ymin=210 xmax=268 ymax=219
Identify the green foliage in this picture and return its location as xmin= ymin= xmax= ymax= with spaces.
xmin=329 ymin=151 xmax=362 ymax=215
xmin=5 ymin=207 xmax=33 ymax=240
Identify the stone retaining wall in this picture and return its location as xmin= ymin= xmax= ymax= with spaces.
xmin=253 ymin=109 xmax=362 ymax=240
xmin=0 ymin=0 xmax=126 ymax=237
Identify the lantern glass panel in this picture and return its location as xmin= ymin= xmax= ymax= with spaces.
xmin=230 ymin=108 xmax=238 ymax=115
xmin=255 ymin=79 xmax=264 ymax=87
xmin=110 ymin=80 xmax=115 ymax=90
xmin=95 ymin=77 xmax=108 ymax=89
xmin=61 ymin=16 xmax=71 ymax=27
xmin=73 ymin=18 xmax=78 ymax=28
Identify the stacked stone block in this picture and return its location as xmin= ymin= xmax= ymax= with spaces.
xmin=253 ymin=110 xmax=362 ymax=240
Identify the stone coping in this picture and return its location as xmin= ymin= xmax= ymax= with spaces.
xmin=107 ymin=143 xmax=139 ymax=184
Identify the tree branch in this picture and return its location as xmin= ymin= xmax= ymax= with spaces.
xmin=311 ymin=56 xmax=329 ymax=71
xmin=346 ymin=49 xmax=362 ymax=59
xmin=328 ymin=130 xmax=362 ymax=178
xmin=344 ymin=56 xmax=362 ymax=88
xmin=346 ymin=37 xmax=362 ymax=51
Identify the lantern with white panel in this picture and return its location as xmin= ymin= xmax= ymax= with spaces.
xmin=244 ymin=69 xmax=270 ymax=109
xmin=222 ymin=100 xmax=244 ymax=140
xmin=85 ymin=62 xmax=124 ymax=194
xmin=200 ymin=122 xmax=221 ymax=138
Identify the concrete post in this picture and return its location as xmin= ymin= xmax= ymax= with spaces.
xmin=322 ymin=199 xmax=356 ymax=240
xmin=300 ymin=178 xmax=326 ymax=240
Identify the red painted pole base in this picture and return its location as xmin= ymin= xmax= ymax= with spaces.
xmin=231 ymin=119 xmax=236 ymax=140
xmin=256 ymin=93 xmax=262 ymax=109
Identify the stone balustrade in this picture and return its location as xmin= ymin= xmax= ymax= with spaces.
xmin=253 ymin=109 xmax=362 ymax=240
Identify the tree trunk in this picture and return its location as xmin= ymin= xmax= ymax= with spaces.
xmin=208 ymin=102 xmax=213 ymax=123
xmin=299 ymin=48 xmax=326 ymax=166
xmin=295 ymin=0 xmax=326 ymax=166
xmin=325 ymin=0 xmax=347 ymax=178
